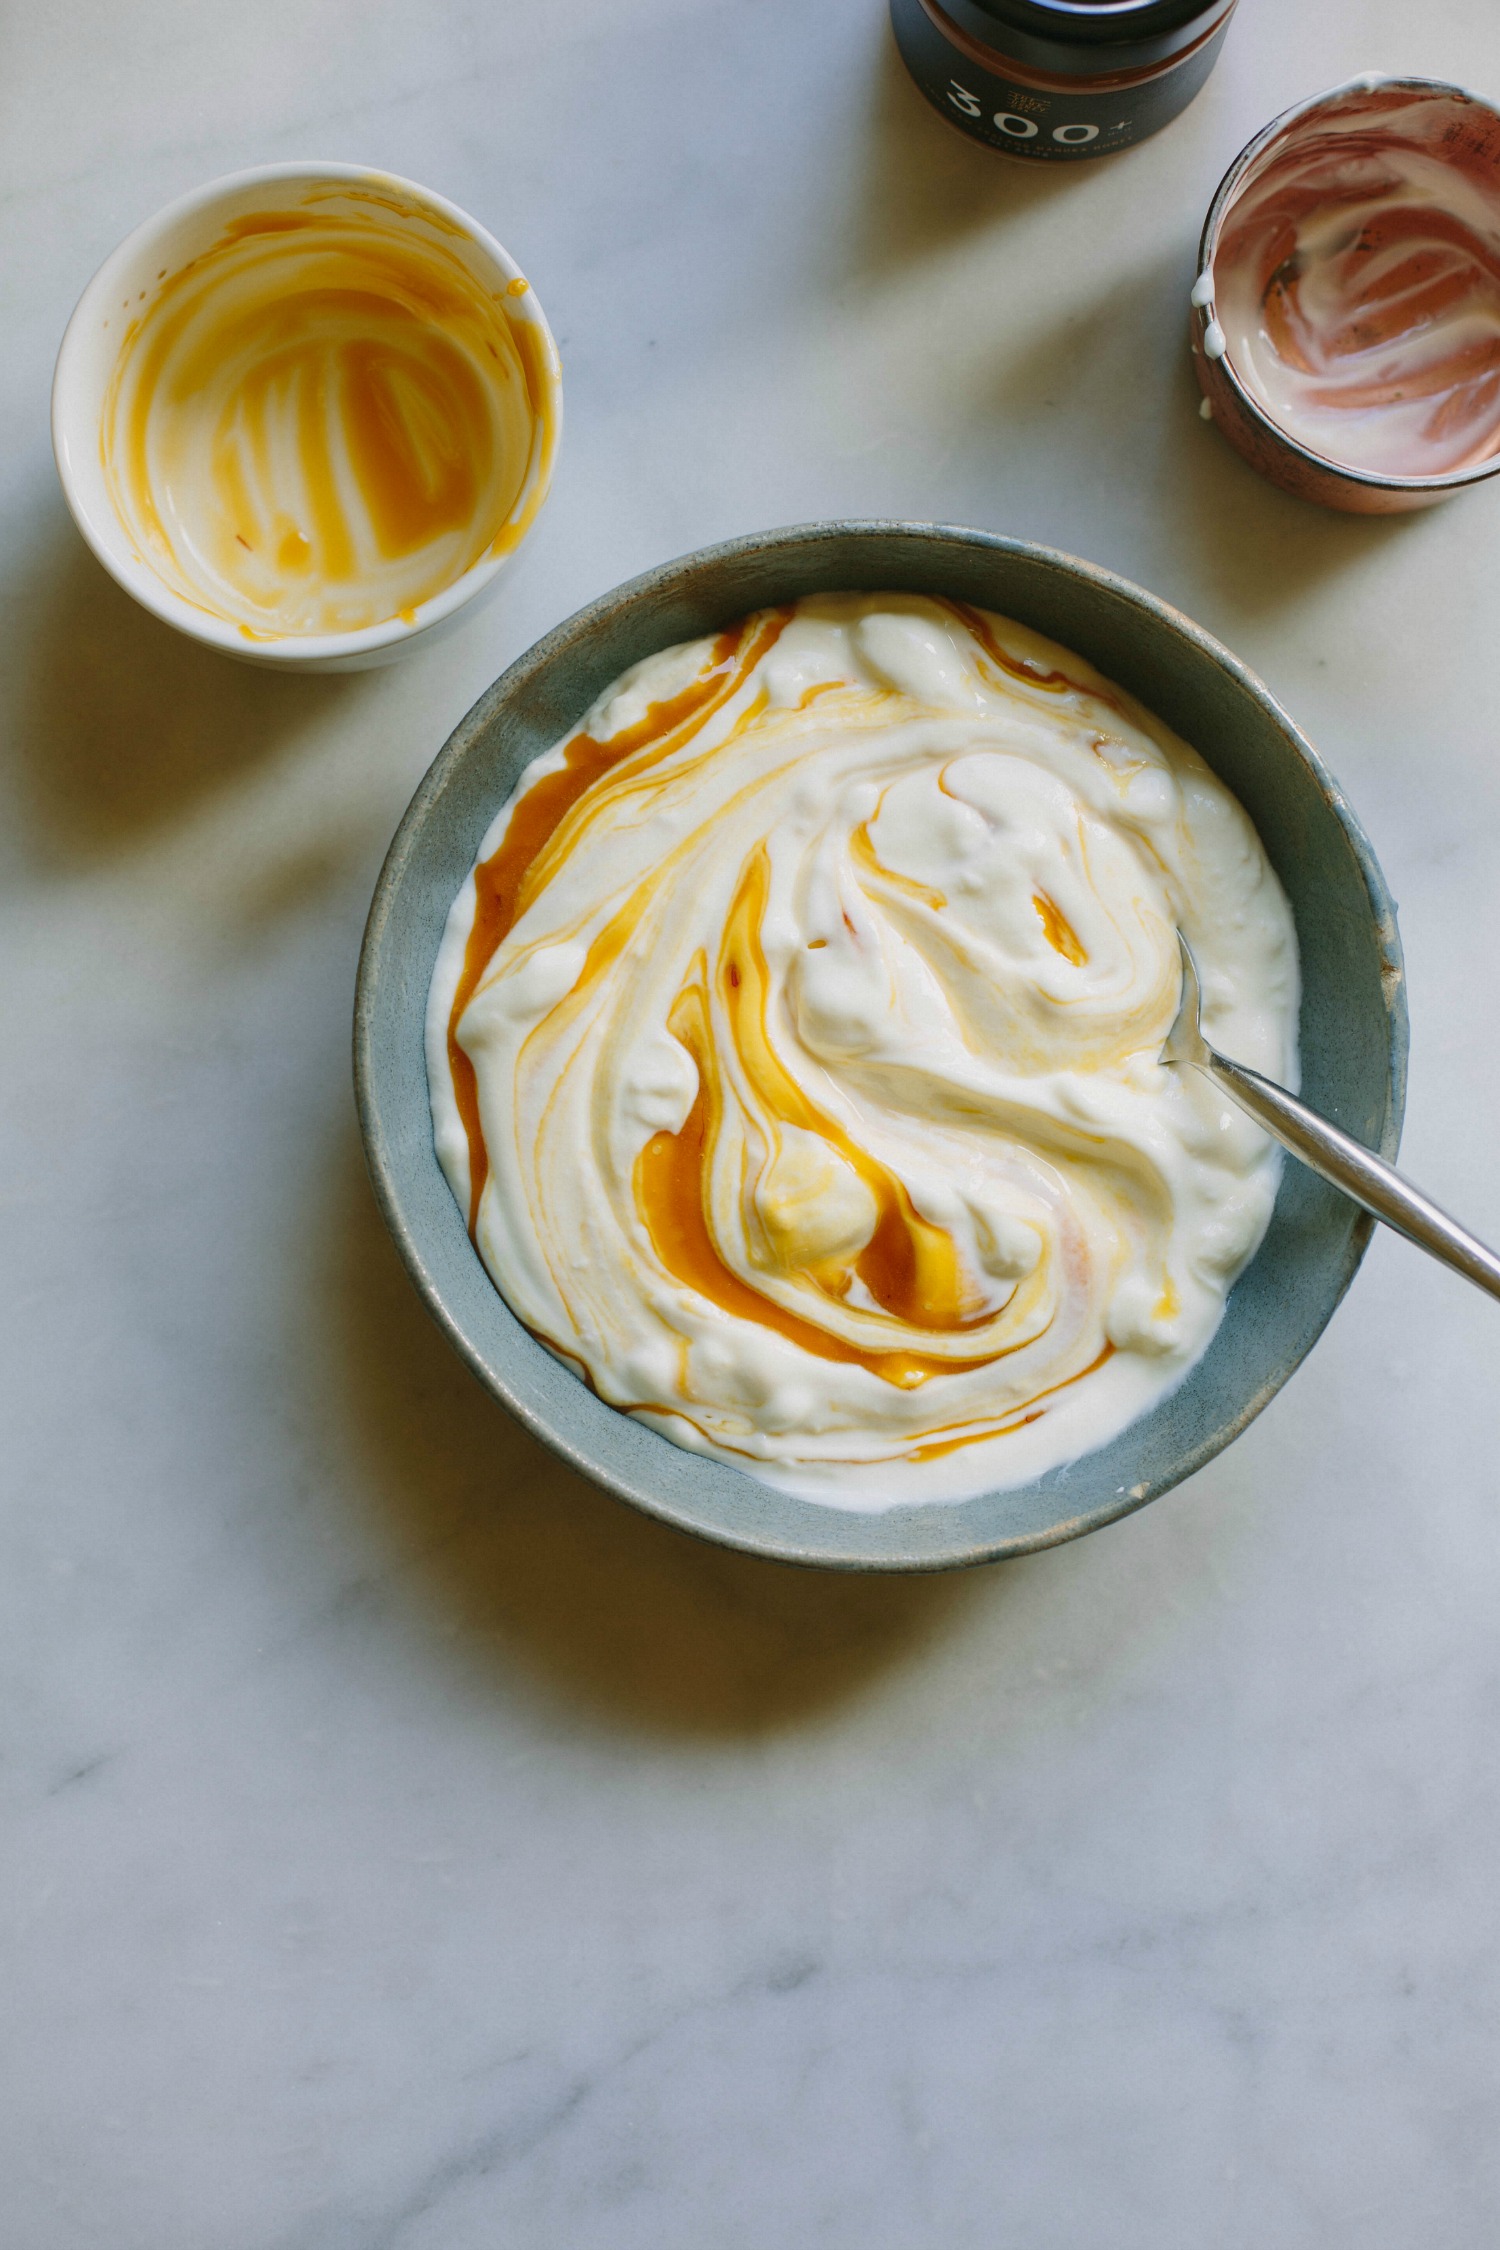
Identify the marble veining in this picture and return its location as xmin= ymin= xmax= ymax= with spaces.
xmin=2 ymin=1 xmax=1499 ymax=2245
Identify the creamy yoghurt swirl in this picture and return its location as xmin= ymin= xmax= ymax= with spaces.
xmin=428 ymin=595 xmax=1299 ymax=1507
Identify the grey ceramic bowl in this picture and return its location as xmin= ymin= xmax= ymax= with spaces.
xmin=355 ymin=522 xmax=1406 ymax=1571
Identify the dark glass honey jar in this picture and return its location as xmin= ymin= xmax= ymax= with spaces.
xmin=890 ymin=0 xmax=1240 ymax=161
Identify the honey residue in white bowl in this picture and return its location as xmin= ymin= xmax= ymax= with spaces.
xmin=101 ymin=188 xmax=556 ymax=638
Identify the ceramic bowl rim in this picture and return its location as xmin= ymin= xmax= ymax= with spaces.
xmin=1194 ymin=73 xmax=1500 ymax=499
xmin=354 ymin=520 xmax=1407 ymax=1571
xmin=50 ymin=159 xmax=563 ymax=667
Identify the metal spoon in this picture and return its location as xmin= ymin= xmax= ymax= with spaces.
xmin=1165 ymin=935 xmax=1500 ymax=1302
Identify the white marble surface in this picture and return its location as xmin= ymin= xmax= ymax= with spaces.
xmin=3 ymin=3 xmax=1499 ymax=2243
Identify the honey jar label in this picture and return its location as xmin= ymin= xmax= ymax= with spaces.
xmin=890 ymin=0 xmax=1232 ymax=162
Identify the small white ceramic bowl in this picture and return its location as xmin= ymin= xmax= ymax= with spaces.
xmin=51 ymin=162 xmax=563 ymax=673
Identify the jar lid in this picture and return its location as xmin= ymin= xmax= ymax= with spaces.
xmin=940 ymin=0 xmax=1237 ymax=76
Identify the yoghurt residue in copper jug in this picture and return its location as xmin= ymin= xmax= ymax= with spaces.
xmin=1212 ymin=86 xmax=1500 ymax=477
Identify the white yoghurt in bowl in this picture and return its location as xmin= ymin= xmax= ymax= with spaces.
xmin=427 ymin=595 xmax=1299 ymax=1509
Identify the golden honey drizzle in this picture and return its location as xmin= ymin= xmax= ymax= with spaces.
xmin=716 ymin=847 xmax=989 ymax=1337
xmin=635 ymin=979 xmax=988 ymax=1391
xmin=449 ymin=609 xmax=791 ymax=1228
xmin=899 ymin=1340 xmax=1115 ymax=1462
xmin=104 ymin=191 xmax=557 ymax=634
xmin=849 ymin=818 xmax=947 ymax=914
xmin=453 ymin=600 xmax=1120 ymax=1424
xmin=627 ymin=843 xmax=1073 ymax=1392
xmin=938 ymin=598 xmax=1084 ymax=696
xmin=1033 ymin=891 xmax=1088 ymax=965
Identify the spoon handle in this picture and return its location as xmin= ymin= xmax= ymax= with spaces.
xmin=1202 ymin=1050 xmax=1500 ymax=1303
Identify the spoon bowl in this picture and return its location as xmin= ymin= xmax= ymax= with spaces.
xmin=1169 ymin=934 xmax=1500 ymax=1301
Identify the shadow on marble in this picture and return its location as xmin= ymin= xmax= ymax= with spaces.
xmin=9 ymin=516 xmax=358 ymax=869
xmin=1158 ymin=316 xmax=1423 ymax=619
xmin=329 ymin=1134 xmax=985 ymax=1737
xmin=843 ymin=29 xmax=1084 ymax=281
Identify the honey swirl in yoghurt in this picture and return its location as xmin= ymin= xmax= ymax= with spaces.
xmin=103 ymin=188 xmax=556 ymax=636
xmin=428 ymin=596 xmax=1299 ymax=1508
